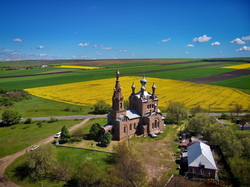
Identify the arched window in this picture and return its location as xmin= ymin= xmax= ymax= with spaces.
xmin=120 ymin=103 xmax=122 ymax=108
xmin=130 ymin=124 xmax=132 ymax=130
xmin=124 ymin=126 xmax=126 ymax=133
xmin=155 ymin=120 xmax=157 ymax=128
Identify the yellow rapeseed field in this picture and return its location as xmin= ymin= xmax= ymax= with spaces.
xmin=55 ymin=65 xmax=102 ymax=69
xmin=25 ymin=76 xmax=250 ymax=111
xmin=222 ymin=63 xmax=250 ymax=69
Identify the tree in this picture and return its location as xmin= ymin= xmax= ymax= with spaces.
xmin=187 ymin=113 xmax=216 ymax=135
xmin=190 ymin=105 xmax=204 ymax=116
xmin=101 ymin=132 xmax=112 ymax=147
xmin=166 ymin=102 xmax=188 ymax=124
xmin=26 ymin=145 xmax=55 ymax=182
xmin=1 ymin=109 xmax=21 ymax=126
xmin=66 ymin=161 xmax=102 ymax=187
xmin=109 ymin=143 xmax=146 ymax=187
xmin=61 ymin=125 xmax=71 ymax=143
xmin=234 ymin=104 xmax=243 ymax=117
xmin=89 ymin=123 xmax=102 ymax=140
xmin=93 ymin=100 xmax=111 ymax=114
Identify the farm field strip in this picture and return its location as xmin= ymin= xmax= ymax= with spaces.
xmin=122 ymin=62 xmax=227 ymax=76
xmin=222 ymin=63 xmax=250 ymax=69
xmin=184 ymin=69 xmax=250 ymax=84
xmin=25 ymin=76 xmax=250 ymax=111
xmin=55 ymin=65 xmax=102 ymax=69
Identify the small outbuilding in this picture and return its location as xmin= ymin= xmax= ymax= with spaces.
xmin=187 ymin=141 xmax=217 ymax=178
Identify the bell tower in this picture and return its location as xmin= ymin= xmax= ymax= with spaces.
xmin=109 ymin=70 xmax=125 ymax=124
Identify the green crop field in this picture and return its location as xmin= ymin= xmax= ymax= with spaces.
xmin=0 ymin=119 xmax=82 ymax=158
xmin=211 ymin=75 xmax=250 ymax=94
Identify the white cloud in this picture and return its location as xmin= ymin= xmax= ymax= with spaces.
xmin=185 ymin=51 xmax=189 ymax=54
xmin=193 ymin=35 xmax=212 ymax=43
xmin=13 ymin=38 xmax=23 ymax=42
xmin=236 ymin=46 xmax=250 ymax=51
xmin=186 ymin=44 xmax=194 ymax=47
xmin=36 ymin=45 xmax=45 ymax=49
xmin=242 ymin=35 xmax=250 ymax=40
xmin=211 ymin=41 xmax=221 ymax=46
xmin=103 ymin=47 xmax=112 ymax=50
xmin=119 ymin=49 xmax=128 ymax=52
xmin=78 ymin=42 xmax=89 ymax=47
xmin=230 ymin=38 xmax=245 ymax=45
xmin=161 ymin=38 xmax=170 ymax=42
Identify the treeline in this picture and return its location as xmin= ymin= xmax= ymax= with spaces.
xmin=0 ymin=88 xmax=31 ymax=107
xmin=186 ymin=113 xmax=250 ymax=185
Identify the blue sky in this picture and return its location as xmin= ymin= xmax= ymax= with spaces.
xmin=0 ymin=0 xmax=250 ymax=60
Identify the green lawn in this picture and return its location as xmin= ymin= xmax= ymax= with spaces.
xmin=0 ymin=119 xmax=81 ymax=158
xmin=0 ymin=95 xmax=92 ymax=118
xmin=6 ymin=145 xmax=114 ymax=187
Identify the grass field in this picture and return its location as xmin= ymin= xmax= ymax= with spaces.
xmin=6 ymin=145 xmax=113 ymax=187
xmin=0 ymin=95 xmax=91 ymax=118
xmin=0 ymin=119 xmax=81 ymax=158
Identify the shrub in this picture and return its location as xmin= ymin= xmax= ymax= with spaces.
xmin=24 ymin=118 xmax=32 ymax=124
xmin=1 ymin=110 xmax=21 ymax=126
xmin=101 ymin=132 xmax=112 ymax=147
xmin=0 ymin=97 xmax=13 ymax=106
xmin=89 ymin=123 xmax=102 ymax=140
xmin=93 ymin=100 xmax=111 ymax=114
xmin=70 ymin=137 xmax=82 ymax=143
xmin=4 ymin=90 xmax=31 ymax=101
xmin=36 ymin=121 xmax=43 ymax=128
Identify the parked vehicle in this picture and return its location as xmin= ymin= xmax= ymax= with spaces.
xmin=31 ymin=145 xmax=39 ymax=151
xmin=54 ymin=132 xmax=61 ymax=138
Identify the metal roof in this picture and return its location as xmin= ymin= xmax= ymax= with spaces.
xmin=187 ymin=141 xmax=217 ymax=170
xmin=126 ymin=109 xmax=140 ymax=119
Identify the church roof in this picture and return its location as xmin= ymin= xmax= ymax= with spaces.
xmin=126 ymin=109 xmax=140 ymax=119
xmin=188 ymin=141 xmax=217 ymax=170
xmin=135 ymin=90 xmax=152 ymax=97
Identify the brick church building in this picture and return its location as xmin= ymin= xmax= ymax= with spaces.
xmin=103 ymin=70 xmax=164 ymax=140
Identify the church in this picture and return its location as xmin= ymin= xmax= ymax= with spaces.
xmin=103 ymin=70 xmax=164 ymax=140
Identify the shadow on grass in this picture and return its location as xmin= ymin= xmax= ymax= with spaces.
xmin=13 ymin=162 xmax=30 ymax=180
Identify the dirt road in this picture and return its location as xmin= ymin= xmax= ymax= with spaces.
xmin=0 ymin=118 xmax=91 ymax=187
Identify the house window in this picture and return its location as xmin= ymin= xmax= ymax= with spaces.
xmin=158 ymin=121 xmax=160 ymax=127
xmin=152 ymin=123 xmax=154 ymax=129
xmin=134 ymin=123 xmax=136 ymax=129
xmin=120 ymin=103 xmax=122 ymax=108
xmin=130 ymin=124 xmax=132 ymax=130
xmin=124 ymin=126 xmax=126 ymax=133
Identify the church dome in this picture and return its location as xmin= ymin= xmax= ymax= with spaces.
xmin=140 ymin=76 xmax=147 ymax=86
